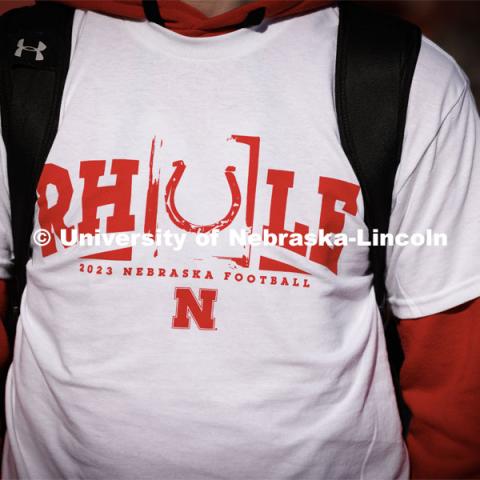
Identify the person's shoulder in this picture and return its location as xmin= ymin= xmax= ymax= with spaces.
xmin=412 ymin=36 xmax=469 ymax=117
xmin=394 ymin=35 xmax=476 ymax=199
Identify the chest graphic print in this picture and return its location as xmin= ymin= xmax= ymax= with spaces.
xmin=35 ymin=135 xmax=361 ymax=330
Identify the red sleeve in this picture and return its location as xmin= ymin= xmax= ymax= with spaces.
xmin=397 ymin=298 xmax=480 ymax=479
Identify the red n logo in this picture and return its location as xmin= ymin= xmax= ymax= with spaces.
xmin=172 ymin=288 xmax=218 ymax=330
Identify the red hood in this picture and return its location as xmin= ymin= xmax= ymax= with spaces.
xmin=53 ymin=0 xmax=335 ymax=37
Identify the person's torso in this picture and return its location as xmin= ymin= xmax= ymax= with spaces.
xmin=4 ymin=7 xmax=407 ymax=479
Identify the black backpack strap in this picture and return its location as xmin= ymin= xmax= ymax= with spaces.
xmin=0 ymin=2 xmax=74 ymax=334
xmin=336 ymin=2 xmax=422 ymax=434
xmin=336 ymin=1 xmax=421 ymax=307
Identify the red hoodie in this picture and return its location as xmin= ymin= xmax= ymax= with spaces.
xmin=53 ymin=0 xmax=335 ymax=36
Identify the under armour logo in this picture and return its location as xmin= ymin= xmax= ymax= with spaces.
xmin=14 ymin=38 xmax=47 ymax=61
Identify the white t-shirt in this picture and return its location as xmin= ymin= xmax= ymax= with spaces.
xmin=1 ymin=6 xmax=479 ymax=480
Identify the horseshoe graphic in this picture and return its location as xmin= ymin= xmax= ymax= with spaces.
xmin=165 ymin=160 xmax=241 ymax=233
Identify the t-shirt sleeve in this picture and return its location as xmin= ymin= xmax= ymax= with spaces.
xmin=0 ymin=124 xmax=13 ymax=280
xmin=386 ymin=38 xmax=480 ymax=319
